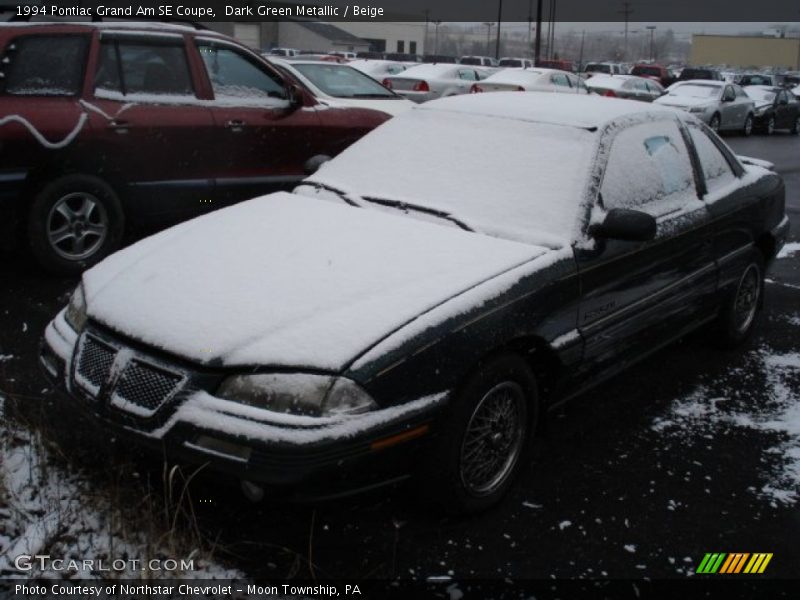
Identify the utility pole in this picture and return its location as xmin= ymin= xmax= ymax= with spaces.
xmin=423 ymin=9 xmax=430 ymax=55
xmin=534 ymin=0 xmax=543 ymax=66
xmin=578 ymin=30 xmax=585 ymax=71
xmin=484 ymin=22 xmax=495 ymax=56
xmin=646 ymin=25 xmax=656 ymax=62
xmin=495 ymin=0 xmax=503 ymax=60
xmin=619 ymin=1 xmax=633 ymax=61
xmin=433 ymin=20 xmax=442 ymax=55
xmin=548 ymin=0 xmax=557 ymax=59
xmin=527 ymin=0 xmax=533 ymax=58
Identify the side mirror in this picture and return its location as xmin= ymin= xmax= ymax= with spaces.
xmin=287 ymin=83 xmax=304 ymax=109
xmin=589 ymin=208 xmax=657 ymax=242
xmin=304 ymin=154 xmax=331 ymax=175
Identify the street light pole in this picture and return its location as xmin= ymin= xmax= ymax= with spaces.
xmin=484 ymin=22 xmax=495 ymax=56
xmin=646 ymin=25 xmax=657 ymax=62
xmin=534 ymin=0 xmax=543 ymax=66
xmin=433 ymin=20 xmax=442 ymax=55
xmin=495 ymin=0 xmax=503 ymax=60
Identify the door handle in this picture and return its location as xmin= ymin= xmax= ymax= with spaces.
xmin=225 ymin=119 xmax=245 ymax=132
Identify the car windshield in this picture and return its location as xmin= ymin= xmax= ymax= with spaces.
xmin=291 ymin=63 xmax=395 ymax=98
xmin=308 ymin=108 xmax=594 ymax=247
xmin=669 ymin=84 xmax=721 ymax=98
xmin=745 ymin=88 xmax=776 ymax=103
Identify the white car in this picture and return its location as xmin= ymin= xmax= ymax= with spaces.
xmin=268 ymin=59 xmax=414 ymax=117
xmin=584 ymin=62 xmax=626 ymax=77
xmin=347 ymin=59 xmax=408 ymax=80
xmin=269 ymin=48 xmax=300 ymax=57
xmin=459 ymin=56 xmax=498 ymax=67
xmin=498 ymin=57 xmax=534 ymax=68
xmin=584 ymin=74 xmax=664 ymax=102
xmin=383 ymin=64 xmax=489 ymax=103
xmin=471 ymin=68 xmax=588 ymax=94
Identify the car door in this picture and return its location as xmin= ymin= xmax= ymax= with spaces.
xmin=733 ymin=85 xmax=752 ymax=126
xmin=193 ymin=38 xmax=325 ymax=204
xmin=720 ymin=85 xmax=738 ymax=128
xmin=549 ymin=72 xmax=572 ymax=93
xmin=86 ymin=32 xmax=219 ymax=224
xmin=574 ymin=117 xmax=717 ymax=377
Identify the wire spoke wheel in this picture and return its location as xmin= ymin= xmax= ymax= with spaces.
xmin=459 ymin=381 xmax=526 ymax=497
xmin=46 ymin=192 xmax=109 ymax=261
xmin=733 ymin=264 xmax=760 ymax=335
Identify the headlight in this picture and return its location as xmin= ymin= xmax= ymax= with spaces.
xmin=217 ymin=373 xmax=378 ymax=417
xmin=754 ymin=106 xmax=769 ymax=116
xmin=689 ymin=105 xmax=710 ymax=113
xmin=64 ymin=285 xmax=88 ymax=332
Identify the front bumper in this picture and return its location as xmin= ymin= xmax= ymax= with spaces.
xmin=40 ymin=311 xmax=447 ymax=500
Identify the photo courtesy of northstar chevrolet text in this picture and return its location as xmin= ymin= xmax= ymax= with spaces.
xmin=1 ymin=0 xmax=799 ymax=595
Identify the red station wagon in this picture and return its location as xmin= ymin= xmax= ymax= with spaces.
xmin=0 ymin=22 xmax=389 ymax=272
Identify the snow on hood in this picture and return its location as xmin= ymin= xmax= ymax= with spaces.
xmin=82 ymin=193 xmax=547 ymax=371
xmin=318 ymin=97 xmax=414 ymax=117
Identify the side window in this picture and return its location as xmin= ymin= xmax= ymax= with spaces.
xmin=687 ymin=125 xmax=737 ymax=195
xmin=197 ymin=42 xmax=285 ymax=100
xmin=551 ymin=73 xmax=570 ymax=87
xmin=458 ymin=69 xmax=477 ymax=81
xmin=95 ymin=39 xmax=193 ymax=97
xmin=600 ymin=121 xmax=697 ymax=217
xmin=722 ymin=86 xmax=735 ymax=101
xmin=1 ymin=35 xmax=89 ymax=96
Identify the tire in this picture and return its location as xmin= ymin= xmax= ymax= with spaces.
xmin=742 ymin=113 xmax=754 ymax=137
xmin=714 ymin=251 xmax=764 ymax=347
xmin=764 ymin=115 xmax=775 ymax=135
xmin=28 ymin=174 xmax=125 ymax=274
xmin=419 ymin=353 xmax=539 ymax=514
xmin=709 ymin=113 xmax=721 ymax=133
xmin=791 ymin=116 xmax=800 ymax=135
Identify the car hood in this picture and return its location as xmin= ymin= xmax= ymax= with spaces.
xmin=82 ymin=192 xmax=548 ymax=371
xmin=318 ymin=96 xmax=415 ymax=117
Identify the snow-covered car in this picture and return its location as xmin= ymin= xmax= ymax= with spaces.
xmin=584 ymin=74 xmax=664 ymax=101
xmin=267 ymin=59 xmax=414 ymax=117
xmin=41 ymin=93 xmax=789 ymax=513
xmin=655 ymin=80 xmax=755 ymax=134
xmin=584 ymin=62 xmax=626 ymax=77
xmin=498 ymin=57 xmax=534 ymax=68
xmin=470 ymin=68 xmax=588 ymax=94
xmin=459 ymin=55 xmax=498 ymax=67
xmin=744 ymin=86 xmax=800 ymax=135
xmin=382 ymin=64 xmax=490 ymax=103
xmin=347 ymin=59 xmax=408 ymax=79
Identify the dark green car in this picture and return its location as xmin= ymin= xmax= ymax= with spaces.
xmin=41 ymin=93 xmax=789 ymax=513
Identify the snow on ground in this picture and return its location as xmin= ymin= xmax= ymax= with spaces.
xmin=0 ymin=395 xmax=242 ymax=579
xmin=652 ymin=348 xmax=800 ymax=506
xmin=777 ymin=242 xmax=800 ymax=260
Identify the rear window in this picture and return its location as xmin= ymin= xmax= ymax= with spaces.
xmin=632 ymin=66 xmax=661 ymax=77
xmin=499 ymin=59 xmax=523 ymax=68
xmin=586 ymin=64 xmax=611 ymax=74
xmin=1 ymin=35 xmax=89 ymax=96
xmin=460 ymin=57 xmax=482 ymax=66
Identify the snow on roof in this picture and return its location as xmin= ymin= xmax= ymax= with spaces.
xmin=419 ymin=91 xmax=675 ymax=130
xmin=584 ymin=74 xmax=635 ymax=90
xmin=482 ymin=69 xmax=545 ymax=84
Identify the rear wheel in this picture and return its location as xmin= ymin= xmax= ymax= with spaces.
xmin=715 ymin=252 xmax=764 ymax=347
xmin=419 ymin=354 xmax=538 ymax=514
xmin=742 ymin=113 xmax=754 ymax=137
xmin=791 ymin=116 xmax=800 ymax=135
xmin=28 ymin=174 xmax=124 ymax=274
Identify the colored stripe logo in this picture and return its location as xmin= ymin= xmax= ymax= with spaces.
xmin=696 ymin=553 xmax=773 ymax=574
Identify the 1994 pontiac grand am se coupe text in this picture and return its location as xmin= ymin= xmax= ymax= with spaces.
xmin=41 ymin=94 xmax=789 ymax=514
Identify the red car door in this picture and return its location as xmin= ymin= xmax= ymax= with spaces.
xmin=84 ymin=31 xmax=218 ymax=224
xmin=192 ymin=38 xmax=326 ymax=203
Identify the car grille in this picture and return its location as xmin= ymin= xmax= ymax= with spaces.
xmin=76 ymin=335 xmax=116 ymax=393
xmin=113 ymin=360 xmax=183 ymax=413
xmin=74 ymin=332 xmax=186 ymax=417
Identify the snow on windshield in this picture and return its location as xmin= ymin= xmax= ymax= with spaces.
xmin=309 ymin=107 xmax=595 ymax=247
xmin=669 ymin=84 xmax=721 ymax=98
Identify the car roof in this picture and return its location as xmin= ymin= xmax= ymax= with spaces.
xmin=419 ymin=92 xmax=678 ymax=130
xmin=0 ymin=21 xmax=223 ymax=36
xmin=674 ymin=79 xmax=724 ymax=87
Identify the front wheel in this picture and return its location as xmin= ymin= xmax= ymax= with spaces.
xmin=709 ymin=113 xmax=721 ymax=133
xmin=791 ymin=116 xmax=800 ymax=135
xmin=742 ymin=114 xmax=754 ymax=137
xmin=419 ymin=353 xmax=538 ymax=514
xmin=715 ymin=252 xmax=764 ymax=347
xmin=764 ymin=115 xmax=775 ymax=135
xmin=28 ymin=174 xmax=125 ymax=274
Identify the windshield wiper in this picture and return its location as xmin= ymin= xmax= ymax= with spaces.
xmin=306 ymin=182 xmax=360 ymax=206
xmin=360 ymin=196 xmax=474 ymax=232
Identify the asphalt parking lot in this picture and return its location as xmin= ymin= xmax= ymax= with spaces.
xmin=1 ymin=132 xmax=799 ymax=583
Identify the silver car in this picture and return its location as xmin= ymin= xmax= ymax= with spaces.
xmin=655 ymin=80 xmax=755 ymax=134
xmin=383 ymin=64 xmax=489 ymax=103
